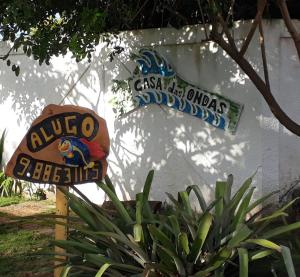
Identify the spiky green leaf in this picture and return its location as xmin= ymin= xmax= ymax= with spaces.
xmin=238 ymin=248 xmax=248 ymax=277
xmin=186 ymin=185 xmax=207 ymax=212
xmin=281 ymin=246 xmax=296 ymax=277
xmin=192 ymin=247 xmax=232 ymax=277
xmin=263 ymin=221 xmax=300 ymax=239
xmin=96 ymin=181 xmax=133 ymax=225
xmin=250 ymin=249 xmax=274 ymax=261
xmin=157 ymin=244 xmax=186 ymax=276
xmin=148 ymin=224 xmax=176 ymax=253
xmin=228 ymin=224 xmax=252 ymax=248
xmin=179 ymin=232 xmax=190 ymax=255
xmin=246 ymin=239 xmax=281 ymax=252
xmin=189 ymin=213 xmax=213 ymax=263
xmin=95 ymin=263 xmax=111 ymax=277
xmin=215 ymin=181 xmax=227 ymax=217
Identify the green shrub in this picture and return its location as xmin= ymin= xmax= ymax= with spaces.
xmin=0 ymin=196 xmax=23 ymax=207
xmin=0 ymin=129 xmax=16 ymax=197
xmin=54 ymin=171 xmax=300 ymax=277
xmin=0 ymin=129 xmax=34 ymax=197
xmin=0 ymin=129 xmax=6 ymax=167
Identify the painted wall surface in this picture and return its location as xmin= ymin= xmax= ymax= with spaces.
xmin=0 ymin=20 xmax=299 ymax=205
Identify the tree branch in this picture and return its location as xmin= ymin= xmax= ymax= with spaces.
xmin=217 ymin=14 xmax=238 ymax=51
xmin=196 ymin=0 xmax=209 ymax=40
xmin=277 ymin=0 xmax=300 ymax=61
xmin=212 ymin=32 xmax=300 ymax=136
xmin=130 ymin=0 xmax=151 ymax=24
xmin=0 ymin=45 xmax=14 ymax=60
xmin=258 ymin=16 xmax=271 ymax=91
xmin=163 ymin=5 xmax=189 ymax=26
xmin=239 ymin=0 xmax=267 ymax=57
xmin=226 ymin=0 xmax=236 ymax=24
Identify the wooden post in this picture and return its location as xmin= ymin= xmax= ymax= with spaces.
xmin=54 ymin=187 xmax=69 ymax=277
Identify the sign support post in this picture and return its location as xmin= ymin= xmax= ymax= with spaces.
xmin=54 ymin=187 xmax=69 ymax=277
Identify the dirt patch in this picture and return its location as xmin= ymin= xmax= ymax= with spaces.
xmin=0 ymin=200 xmax=55 ymax=217
xmin=0 ymin=200 xmax=56 ymax=232
xmin=0 ymin=200 xmax=56 ymax=276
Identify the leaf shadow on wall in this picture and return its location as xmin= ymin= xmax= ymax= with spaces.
xmin=0 ymin=42 xmax=103 ymax=156
xmin=0 ymin=24 xmax=269 ymax=205
xmin=94 ymin=28 xmax=265 ymax=205
xmin=0 ymin=43 xmax=101 ymax=193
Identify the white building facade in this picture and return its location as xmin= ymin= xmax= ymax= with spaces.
xmin=0 ymin=20 xmax=299 ymax=205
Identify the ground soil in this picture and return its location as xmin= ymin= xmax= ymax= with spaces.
xmin=0 ymin=200 xmax=56 ymax=277
xmin=0 ymin=200 xmax=55 ymax=217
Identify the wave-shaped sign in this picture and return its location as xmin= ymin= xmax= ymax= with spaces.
xmin=129 ymin=49 xmax=243 ymax=133
xmin=5 ymin=105 xmax=109 ymax=185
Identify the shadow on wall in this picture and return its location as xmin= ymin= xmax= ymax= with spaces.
xmin=0 ymin=43 xmax=104 ymax=128
xmin=0 ymin=42 xmax=106 ymax=159
xmin=88 ymin=26 xmax=266 ymax=204
xmin=0 ymin=54 xmax=59 ymax=126
xmin=0 ymin=23 xmax=270 ymax=204
xmin=0 ymin=43 xmax=103 ymax=195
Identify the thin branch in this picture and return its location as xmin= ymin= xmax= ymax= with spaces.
xmin=277 ymin=0 xmax=300 ymax=61
xmin=239 ymin=0 xmax=267 ymax=57
xmin=163 ymin=5 xmax=189 ymax=26
xmin=207 ymin=0 xmax=236 ymax=44
xmin=226 ymin=0 xmax=236 ymax=24
xmin=58 ymin=64 xmax=91 ymax=105
xmin=226 ymin=0 xmax=236 ymax=40
xmin=207 ymin=0 xmax=219 ymax=36
xmin=0 ymin=45 xmax=14 ymax=60
xmin=130 ymin=0 xmax=150 ymax=23
xmin=217 ymin=14 xmax=238 ymax=51
xmin=196 ymin=0 xmax=209 ymax=40
xmin=258 ymin=18 xmax=271 ymax=91
xmin=212 ymin=32 xmax=300 ymax=136
xmin=151 ymin=0 xmax=158 ymax=17
xmin=210 ymin=17 xmax=219 ymax=40
xmin=114 ymin=55 xmax=132 ymax=75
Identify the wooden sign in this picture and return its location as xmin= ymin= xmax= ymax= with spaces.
xmin=5 ymin=104 xmax=109 ymax=185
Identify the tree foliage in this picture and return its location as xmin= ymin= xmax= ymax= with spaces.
xmin=1 ymin=0 xmax=300 ymax=135
xmin=1 ymin=0 xmax=299 ymax=69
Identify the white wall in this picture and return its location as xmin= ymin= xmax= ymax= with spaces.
xmin=0 ymin=20 xmax=299 ymax=205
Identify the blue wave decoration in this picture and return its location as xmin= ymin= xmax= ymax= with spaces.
xmin=135 ymin=49 xmax=175 ymax=77
xmin=133 ymin=91 xmax=227 ymax=130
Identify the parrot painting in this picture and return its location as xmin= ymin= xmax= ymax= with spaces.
xmin=58 ymin=137 xmax=106 ymax=169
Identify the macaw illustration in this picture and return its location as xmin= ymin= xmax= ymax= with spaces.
xmin=58 ymin=137 xmax=106 ymax=169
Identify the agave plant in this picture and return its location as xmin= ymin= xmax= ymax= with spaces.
xmin=0 ymin=129 xmax=25 ymax=197
xmin=0 ymin=129 xmax=6 ymax=168
xmin=54 ymin=171 xmax=300 ymax=277
xmin=0 ymin=129 xmax=14 ymax=196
